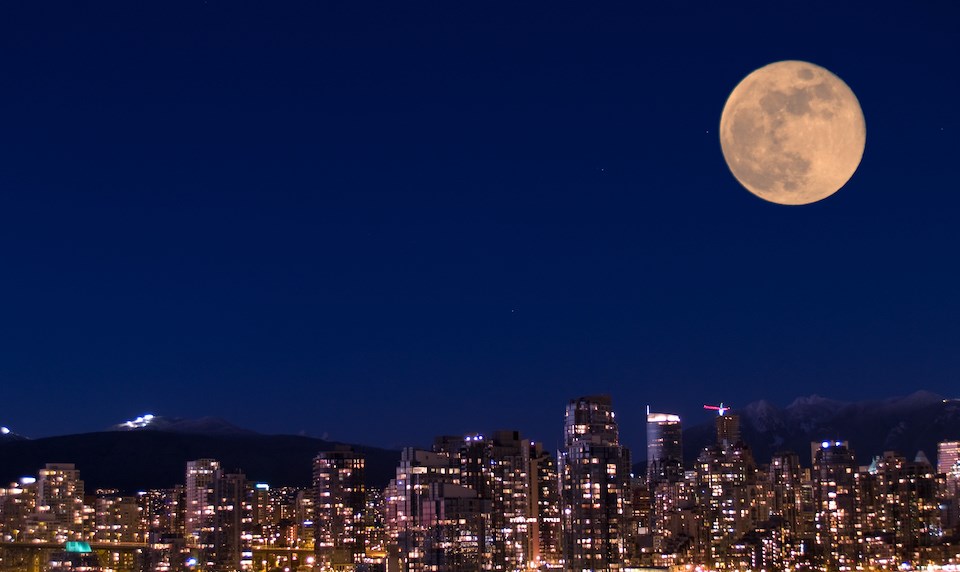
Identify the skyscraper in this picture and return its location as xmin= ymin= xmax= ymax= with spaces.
xmin=694 ymin=411 xmax=756 ymax=569
xmin=213 ymin=471 xmax=248 ymax=572
xmin=185 ymin=459 xmax=219 ymax=556
xmin=384 ymin=431 xmax=558 ymax=572
xmin=384 ymin=447 xmax=472 ymax=572
xmin=185 ymin=459 xmax=247 ymax=571
xmin=530 ymin=443 xmax=562 ymax=569
xmin=559 ymin=395 xmax=633 ymax=571
xmin=767 ymin=451 xmax=806 ymax=539
xmin=646 ymin=412 xmax=683 ymax=486
xmin=314 ymin=447 xmax=366 ymax=570
xmin=482 ymin=430 xmax=561 ymax=570
xmin=812 ymin=441 xmax=858 ymax=570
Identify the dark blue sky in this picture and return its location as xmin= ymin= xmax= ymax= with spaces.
xmin=1 ymin=2 xmax=957 ymax=451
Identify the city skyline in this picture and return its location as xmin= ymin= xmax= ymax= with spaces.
xmin=6 ymin=405 xmax=959 ymax=495
xmin=5 ymin=394 xmax=960 ymax=571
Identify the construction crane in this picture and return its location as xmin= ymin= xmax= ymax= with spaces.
xmin=703 ymin=403 xmax=730 ymax=416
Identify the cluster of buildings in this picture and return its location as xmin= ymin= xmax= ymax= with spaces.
xmin=3 ymin=395 xmax=960 ymax=571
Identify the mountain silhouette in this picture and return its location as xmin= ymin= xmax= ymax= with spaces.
xmin=0 ymin=430 xmax=399 ymax=491
xmin=681 ymin=391 xmax=960 ymax=467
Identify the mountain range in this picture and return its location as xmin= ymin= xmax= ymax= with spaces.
xmin=680 ymin=390 xmax=960 ymax=466
xmin=4 ymin=391 xmax=960 ymax=492
xmin=0 ymin=417 xmax=400 ymax=491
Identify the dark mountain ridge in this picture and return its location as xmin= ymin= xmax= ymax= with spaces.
xmin=7 ymin=391 xmax=960 ymax=493
xmin=0 ymin=431 xmax=400 ymax=491
xmin=680 ymin=390 xmax=960 ymax=467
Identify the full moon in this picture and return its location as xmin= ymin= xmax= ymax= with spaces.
xmin=719 ymin=60 xmax=866 ymax=205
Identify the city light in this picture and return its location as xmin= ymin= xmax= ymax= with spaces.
xmin=0 ymin=398 xmax=958 ymax=571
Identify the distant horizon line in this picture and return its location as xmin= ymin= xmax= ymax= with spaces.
xmin=2 ymin=387 xmax=951 ymax=444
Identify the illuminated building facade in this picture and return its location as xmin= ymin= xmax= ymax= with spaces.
xmin=385 ymin=447 xmax=464 ymax=571
xmin=530 ymin=442 xmax=562 ymax=568
xmin=186 ymin=458 xmax=220 ymax=555
xmin=36 ymin=463 xmax=86 ymax=543
xmin=715 ymin=412 xmax=741 ymax=449
xmin=646 ymin=412 xmax=683 ymax=487
xmin=249 ymin=483 xmax=277 ymax=548
xmin=383 ymin=430 xmax=558 ymax=572
xmin=857 ymin=451 xmax=939 ymax=568
xmin=765 ymin=450 xmax=812 ymax=564
xmin=0 ymin=478 xmax=38 ymax=542
xmin=94 ymin=491 xmax=139 ymax=543
xmin=812 ymin=441 xmax=858 ymax=570
xmin=419 ymin=481 xmax=490 ymax=571
xmin=559 ymin=395 xmax=633 ymax=571
xmin=214 ymin=471 xmax=248 ymax=571
xmin=939 ymin=441 xmax=960 ymax=480
xmin=694 ymin=412 xmax=756 ymax=570
xmin=314 ymin=447 xmax=366 ymax=570
xmin=939 ymin=440 xmax=960 ymax=530
xmin=184 ymin=459 xmax=249 ymax=571
xmin=363 ymin=488 xmax=388 ymax=567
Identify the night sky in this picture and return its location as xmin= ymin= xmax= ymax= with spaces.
xmin=1 ymin=2 xmax=958 ymax=451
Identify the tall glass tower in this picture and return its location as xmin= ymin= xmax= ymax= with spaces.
xmin=646 ymin=412 xmax=683 ymax=486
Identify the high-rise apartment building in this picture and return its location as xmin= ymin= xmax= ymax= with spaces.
xmin=694 ymin=412 xmax=756 ymax=570
xmin=419 ymin=481 xmax=491 ymax=572
xmin=488 ymin=430 xmax=561 ymax=570
xmin=0 ymin=477 xmax=38 ymax=542
xmin=812 ymin=441 xmax=858 ymax=570
xmin=384 ymin=431 xmax=559 ymax=572
xmin=528 ymin=438 xmax=563 ymax=569
xmin=363 ymin=488 xmax=388 ymax=566
xmin=185 ymin=459 xmax=248 ymax=571
xmin=857 ymin=451 xmax=939 ymax=568
xmin=94 ymin=492 xmax=139 ymax=543
xmin=649 ymin=471 xmax=699 ymax=563
xmin=36 ymin=463 xmax=85 ymax=542
xmin=213 ymin=471 xmax=248 ymax=571
xmin=186 ymin=459 xmax=219 ymax=553
xmin=766 ymin=450 xmax=808 ymax=549
xmin=385 ymin=447 xmax=466 ymax=572
xmin=559 ymin=395 xmax=633 ymax=571
xmin=314 ymin=447 xmax=366 ymax=570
